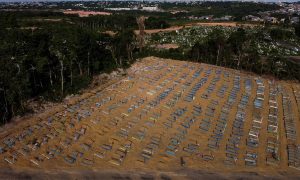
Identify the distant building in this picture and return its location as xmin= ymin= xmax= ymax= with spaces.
xmin=214 ymin=16 xmax=233 ymax=21
xmin=142 ymin=6 xmax=158 ymax=11
xmin=198 ymin=15 xmax=213 ymax=20
xmin=105 ymin=8 xmax=133 ymax=11
xmin=291 ymin=17 xmax=299 ymax=24
xmin=243 ymin=15 xmax=263 ymax=22
xmin=105 ymin=4 xmax=159 ymax=12
xmin=264 ymin=17 xmax=278 ymax=24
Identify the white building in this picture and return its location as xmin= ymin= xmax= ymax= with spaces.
xmin=142 ymin=6 xmax=158 ymax=11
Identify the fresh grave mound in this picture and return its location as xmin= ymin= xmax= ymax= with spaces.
xmin=0 ymin=57 xmax=300 ymax=177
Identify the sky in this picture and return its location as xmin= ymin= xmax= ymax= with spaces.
xmin=0 ymin=0 xmax=298 ymax=2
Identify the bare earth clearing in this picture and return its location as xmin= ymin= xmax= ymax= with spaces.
xmin=0 ymin=57 xmax=300 ymax=179
xmin=151 ymin=43 xmax=180 ymax=50
xmin=134 ymin=22 xmax=260 ymax=35
xmin=63 ymin=10 xmax=112 ymax=17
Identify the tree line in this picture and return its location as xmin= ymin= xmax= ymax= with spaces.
xmin=137 ymin=27 xmax=300 ymax=81
xmin=189 ymin=28 xmax=300 ymax=80
xmin=0 ymin=12 xmax=136 ymax=124
xmin=1 ymin=9 xmax=299 ymax=125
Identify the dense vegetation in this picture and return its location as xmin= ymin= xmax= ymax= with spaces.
xmin=142 ymin=26 xmax=300 ymax=81
xmin=145 ymin=17 xmax=170 ymax=29
xmin=0 ymin=1 xmax=281 ymax=24
xmin=0 ymin=12 xmax=136 ymax=124
xmin=160 ymin=2 xmax=280 ymax=20
xmin=189 ymin=28 xmax=300 ymax=80
xmin=0 ymin=1 xmax=297 ymax=125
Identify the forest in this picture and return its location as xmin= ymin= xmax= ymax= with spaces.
xmin=188 ymin=28 xmax=300 ymax=80
xmin=0 ymin=11 xmax=136 ymax=124
xmin=0 ymin=1 xmax=298 ymax=124
xmin=160 ymin=1 xmax=280 ymax=20
xmin=141 ymin=26 xmax=300 ymax=81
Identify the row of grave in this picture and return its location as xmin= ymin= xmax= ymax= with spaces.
xmin=2 ymin=79 xmax=142 ymax=166
xmin=83 ymin=67 xmax=174 ymax=166
xmin=109 ymin=65 xmax=204 ymax=165
xmin=244 ymin=78 xmax=261 ymax=167
xmin=0 ymin=62 xmax=164 ymax=166
xmin=62 ymin=63 xmax=175 ymax=166
xmin=224 ymin=76 xmax=250 ymax=166
xmin=265 ymin=82 xmax=280 ymax=166
xmin=283 ymin=86 xmax=300 ymax=170
xmin=112 ymin=65 xmax=210 ymax=165
xmin=293 ymin=85 xmax=300 ymax=118
xmin=2 ymin=60 xmax=299 ymax=170
xmin=1 ymin=89 xmax=100 ymax=164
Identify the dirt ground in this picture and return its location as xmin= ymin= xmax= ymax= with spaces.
xmin=63 ymin=10 xmax=111 ymax=17
xmin=134 ymin=22 xmax=260 ymax=35
xmin=150 ymin=43 xmax=180 ymax=50
xmin=0 ymin=57 xmax=299 ymax=179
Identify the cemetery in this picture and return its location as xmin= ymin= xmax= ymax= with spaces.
xmin=0 ymin=57 xmax=299 ymax=175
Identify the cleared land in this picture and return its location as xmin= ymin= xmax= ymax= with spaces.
xmin=150 ymin=43 xmax=180 ymax=50
xmin=0 ymin=57 xmax=300 ymax=178
xmin=134 ymin=22 xmax=260 ymax=35
xmin=63 ymin=10 xmax=111 ymax=17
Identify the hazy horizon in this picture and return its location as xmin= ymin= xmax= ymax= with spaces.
xmin=0 ymin=0 xmax=299 ymax=3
